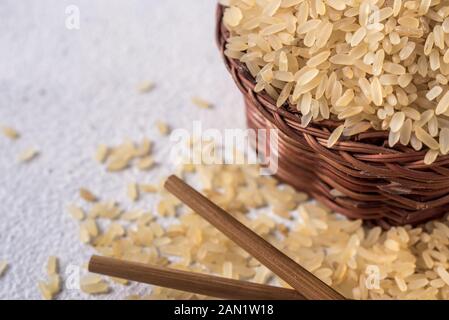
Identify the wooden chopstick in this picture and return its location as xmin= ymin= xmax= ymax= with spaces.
xmin=164 ymin=175 xmax=345 ymax=300
xmin=88 ymin=255 xmax=305 ymax=300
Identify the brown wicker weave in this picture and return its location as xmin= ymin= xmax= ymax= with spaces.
xmin=216 ymin=5 xmax=449 ymax=227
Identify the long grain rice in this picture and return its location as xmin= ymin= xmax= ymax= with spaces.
xmin=191 ymin=97 xmax=213 ymax=109
xmin=18 ymin=148 xmax=39 ymax=163
xmin=1 ymin=126 xmax=20 ymax=140
xmin=137 ymin=156 xmax=155 ymax=171
xmin=436 ymin=266 xmax=449 ymax=286
xmin=156 ymin=121 xmax=170 ymax=136
xmin=390 ymin=112 xmax=405 ymax=132
xmin=327 ymin=125 xmax=344 ymax=148
xmin=68 ymin=205 xmax=85 ymax=220
xmin=137 ymin=81 xmax=155 ymax=93
xmin=415 ymin=127 xmax=440 ymax=150
xmin=0 ymin=261 xmax=8 ymax=277
xmin=436 ymin=91 xmax=449 ymax=115
xmin=47 ymin=256 xmax=59 ymax=275
xmin=223 ymin=6 xmax=243 ymax=27
xmin=99 ymin=138 xmax=154 ymax=172
xmin=79 ymin=188 xmax=98 ymax=203
xmin=223 ymin=0 xmax=449 ymax=162
xmin=38 ymin=257 xmax=61 ymax=300
xmin=127 ymin=183 xmax=139 ymax=202
xmin=38 ymin=282 xmax=52 ymax=300
xmin=439 ymin=128 xmax=449 ymax=154
xmin=424 ymin=149 xmax=439 ymax=165
xmin=95 ymin=145 xmax=109 ymax=163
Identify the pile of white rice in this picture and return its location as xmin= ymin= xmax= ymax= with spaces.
xmin=222 ymin=0 xmax=449 ymax=164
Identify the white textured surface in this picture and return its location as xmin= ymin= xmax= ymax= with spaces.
xmin=0 ymin=0 xmax=244 ymax=299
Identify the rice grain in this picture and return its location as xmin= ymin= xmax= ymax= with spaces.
xmin=47 ymin=256 xmax=59 ymax=276
xmin=95 ymin=145 xmax=109 ymax=163
xmin=436 ymin=91 xmax=449 ymax=115
xmin=156 ymin=121 xmax=170 ymax=136
xmin=222 ymin=0 xmax=449 ymax=161
xmin=1 ymin=126 xmax=19 ymax=140
xmin=390 ymin=112 xmax=405 ymax=133
xmin=137 ymin=81 xmax=155 ymax=93
xmin=127 ymin=183 xmax=139 ymax=202
xmin=191 ymin=97 xmax=212 ymax=109
xmin=436 ymin=266 xmax=449 ymax=286
xmin=0 ymin=261 xmax=8 ymax=277
xmin=68 ymin=205 xmax=85 ymax=220
xmin=79 ymin=188 xmax=98 ymax=203
xmin=18 ymin=148 xmax=39 ymax=163
xmin=223 ymin=6 xmax=243 ymax=27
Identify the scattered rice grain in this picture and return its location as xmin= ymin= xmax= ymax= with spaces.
xmin=1 ymin=126 xmax=20 ymax=139
xmin=79 ymin=188 xmax=98 ymax=203
xmin=18 ymin=148 xmax=39 ymax=163
xmin=192 ymin=97 xmax=212 ymax=109
xmin=137 ymin=81 xmax=155 ymax=93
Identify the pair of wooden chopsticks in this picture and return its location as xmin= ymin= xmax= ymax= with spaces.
xmin=89 ymin=175 xmax=345 ymax=300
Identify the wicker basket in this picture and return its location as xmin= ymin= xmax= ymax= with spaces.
xmin=215 ymin=5 xmax=449 ymax=227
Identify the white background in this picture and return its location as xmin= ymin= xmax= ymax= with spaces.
xmin=0 ymin=0 xmax=244 ymax=299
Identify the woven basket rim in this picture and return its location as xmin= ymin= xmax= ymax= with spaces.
xmin=215 ymin=4 xmax=449 ymax=168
